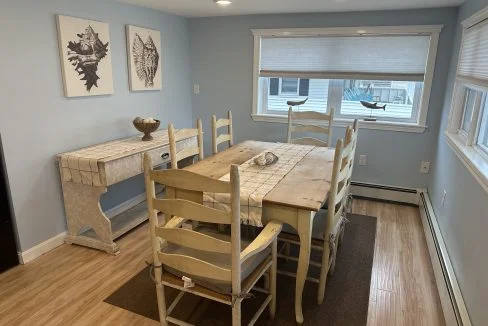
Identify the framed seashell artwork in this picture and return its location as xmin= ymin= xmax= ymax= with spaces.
xmin=126 ymin=25 xmax=162 ymax=91
xmin=56 ymin=15 xmax=114 ymax=97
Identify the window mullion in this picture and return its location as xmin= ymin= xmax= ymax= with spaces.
xmin=327 ymin=79 xmax=344 ymax=116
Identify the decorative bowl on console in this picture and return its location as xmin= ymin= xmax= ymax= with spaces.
xmin=133 ymin=117 xmax=160 ymax=141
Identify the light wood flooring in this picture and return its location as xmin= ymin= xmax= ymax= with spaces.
xmin=0 ymin=199 xmax=444 ymax=325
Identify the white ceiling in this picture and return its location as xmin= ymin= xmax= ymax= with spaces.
xmin=118 ymin=0 xmax=464 ymax=18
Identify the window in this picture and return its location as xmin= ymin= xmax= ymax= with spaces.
xmin=251 ymin=26 xmax=442 ymax=132
xmin=446 ymin=6 xmax=488 ymax=193
xmin=280 ymin=78 xmax=299 ymax=95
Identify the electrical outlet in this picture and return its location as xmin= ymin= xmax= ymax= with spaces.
xmin=420 ymin=161 xmax=430 ymax=174
xmin=359 ymin=155 xmax=368 ymax=166
xmin=442 ymin=190 xmax=447 ymax=207
xmin=193 ymin=84 xmax=200 ymax=94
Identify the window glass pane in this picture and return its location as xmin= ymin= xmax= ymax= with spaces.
xmin=340 ymin=80 xmax=422 ymax=121
xmin=461 ymin=89 xmax=478 ymax=133
xmin=261 ymin=77 xmax=328 ymax=113
xmin=477 ymin=95 xmax=488 ymax=151
xmin=281 ymin=78 xmax=299 ymax=94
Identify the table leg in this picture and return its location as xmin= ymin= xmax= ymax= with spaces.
xmin=295 ymin=210 xmax=314 ymax=325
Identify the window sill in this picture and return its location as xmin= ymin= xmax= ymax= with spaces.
xmin=445 ymin=132 xmax=488 ymax=194
xmin=251 ymin=114 xmax=427 ymax=133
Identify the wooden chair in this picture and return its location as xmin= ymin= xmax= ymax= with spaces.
xmin=287 ymin=107 xmax=335 ymax=147
xmin=212 ymin=110 xmax=234 ymax=154
xmin=168 ymin=119 xmax=204 ymax=169
xmin=279 ymin=120 xmax=359 ymax=305
xmin=143 ymin=153 xmax=282 ymax=326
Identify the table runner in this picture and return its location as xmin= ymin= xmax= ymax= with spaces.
xmin=203 ymin=143 xmax=315 ymax=226
xmin=58 ymin=130 xmax=169 ymax=186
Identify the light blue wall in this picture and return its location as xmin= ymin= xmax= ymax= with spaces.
xmin=189 ymin=8 xmax=458 ymax=189
xmin=428 ymin=0 xmax=488 ymax=324
xmin=0 ymin=0 xmax=193 ymax=251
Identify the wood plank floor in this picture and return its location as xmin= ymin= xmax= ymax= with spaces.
xmin=0 ymin=199 xmax=444 ymax=325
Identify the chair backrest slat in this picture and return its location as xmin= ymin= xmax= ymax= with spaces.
xmin=212 ymin=111 xmax=233 ymax=154
xmin=153 ymin=198 xmax=231 ymax=224
xmin=290 ymin=110 xmax=332 ymax=121
xmin=150 ymin=169 xmax=230 ymax=193
xmin=155 ymin=226 xmax=232 ymax=253
xmin=176 ymin=146 xmax=200 ymax=163
xmin=287 ymin=107 xmax=334 ymax=147
xmin=290 ymin=125 xmax=329 ymax=134
xmin=168 ymin=119 xmax=204 ymax=169
xmin=158 ymin=252 xmax=232 ymax=282
xmin=290 ymin=137 xmax=328 ymax=147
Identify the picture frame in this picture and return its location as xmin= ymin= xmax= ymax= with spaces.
xmin=126 ymin=25 xmax=162 ymax=91
xmin=56 ymin=15 xmax=114 ymax=97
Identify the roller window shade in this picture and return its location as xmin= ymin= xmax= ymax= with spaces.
xmin=458 ymin=18 xmax=488 ymax=87
xmin=259 ymin=35 xmax=431 ymax=81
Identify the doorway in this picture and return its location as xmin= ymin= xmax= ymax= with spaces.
xmin=0 ymin=135 xmax=19 ymax=272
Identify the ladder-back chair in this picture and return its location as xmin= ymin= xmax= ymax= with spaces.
xmin=144 ymin=154 xmax=282 ymax=326
xmin=212 ymin=110 xmax=234 ymax=154
xmin=279 ymin=121 xmax=359 ymax=305
xmin=287 ymin=107 xmax=335 ymax=147
xmin=168 ymin=119 xmax=204 ymax=169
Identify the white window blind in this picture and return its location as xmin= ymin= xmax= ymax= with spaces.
xmin=458 ymin=18 xmax=488 ymax=86
xmin=260 ymin=35 xmax=431 ymax=81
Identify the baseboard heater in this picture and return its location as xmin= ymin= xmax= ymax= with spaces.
xmin=418 ymin=190 xmax=472 ymax=326
xmin=350 ymin=181 xmax=419 ymax=205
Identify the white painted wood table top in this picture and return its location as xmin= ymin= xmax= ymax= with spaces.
xmin=56 ymin=129 xmax=198 ymax=255
xmin=186 ymin=140 xmax=335 ymax=324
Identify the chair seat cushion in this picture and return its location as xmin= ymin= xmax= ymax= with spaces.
xmin=162 ymin=226 xmax=270 ymax=294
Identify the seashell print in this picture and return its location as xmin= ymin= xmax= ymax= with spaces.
xmin=254 ymin=152 xmax=279 ymax=166
xmin=132 ymin=33 xmax=159 ymax=88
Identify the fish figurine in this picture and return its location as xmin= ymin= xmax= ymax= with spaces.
xmin=360 ymin=101 xmax=386 ymax=110
xmin=287 ymin=97 xmax=308 ymax=107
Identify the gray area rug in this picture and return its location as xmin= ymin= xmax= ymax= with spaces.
xmin=105 ymin=213 xmax=377 ymax=325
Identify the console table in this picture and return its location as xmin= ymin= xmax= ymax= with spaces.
xmin=56 ymin=129 xmax=197 ymax=255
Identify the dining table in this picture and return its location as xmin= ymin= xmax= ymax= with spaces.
xmin=185 ymin=140 xmax=335 ymax=324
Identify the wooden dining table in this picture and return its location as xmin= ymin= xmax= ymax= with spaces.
xmin=185 ymin=140 xmax=335 ymax=324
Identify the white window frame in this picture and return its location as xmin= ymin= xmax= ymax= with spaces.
xmin=251 ymin=25 xmax=443 ymax=133
xmin=445 ymin=6 xmax=488 ymax=194
xmin=279 ymin=78 xmax=300 ymax=96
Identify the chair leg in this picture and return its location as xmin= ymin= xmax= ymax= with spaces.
xmin=269 ymin=238 xmax=277 ymax=319
xmin=317 ymin=244 xmax=331 ymax=305
xmin=263 ymin=271 xmax=270 ymax=291
xmin=232 ymin=301 xmax=242 ymax=326
xmin=338 ymin=225 xmax=346 ymax=247
xmin=329 ymin=236 xmax=340 ymax=276
xmin=155 ymin=283 xmax=168 ymax=326
xmin=284 ymin=242 xmax=291 ymax=261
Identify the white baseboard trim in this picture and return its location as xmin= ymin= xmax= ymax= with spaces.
xmin=418 ymin=189 xmax=472 ymax=326
xmin=350 ymin=181 xmax=419 ymax=205
xmin=18 ymin=231 xmax=67 ymax=264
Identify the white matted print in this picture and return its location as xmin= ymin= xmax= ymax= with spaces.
xmin=126 ymin=25 xmax=162 ymax=91
xmin=56 ymin=15 xmax=114 ymax=97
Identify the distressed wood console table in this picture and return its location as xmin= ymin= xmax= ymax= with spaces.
xmin=56 ymin=129 xmax=197 ymax=255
